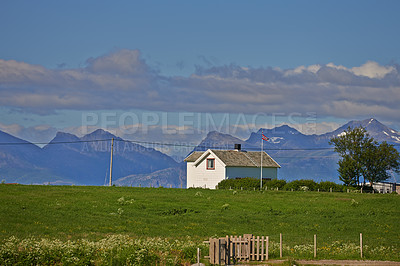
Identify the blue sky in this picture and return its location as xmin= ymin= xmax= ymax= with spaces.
xmin=1 ymin=0 xmax=400 ymax=149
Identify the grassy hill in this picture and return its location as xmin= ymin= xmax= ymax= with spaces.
xmin=1 ymin=184 xmax=399 ymax=263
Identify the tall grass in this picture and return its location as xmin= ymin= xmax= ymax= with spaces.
xmin=0 ymin=235 xmax=204 ymax=265
xmin=0 ymin=184 xmax=399 ymax=263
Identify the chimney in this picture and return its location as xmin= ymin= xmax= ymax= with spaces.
xmin=234 ymin=144 xmax=241 ymax=151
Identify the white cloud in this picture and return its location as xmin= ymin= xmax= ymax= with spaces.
xmin=326 ymin=62 xmax=348 ymax=71
xmin=0 ymin=122 xmax=57 ymax=145
xmin=284 ymin=64 xmax=321 ymax=76
xmin=325 ymin=61 xmax=395 ymax=78
xmin=85 ymin=49 xmax=152 ymax=77
xmin=351 ymin=61 xmax=395 ymax=78
xmin=1 ymin=49 xmax=400 ymax=125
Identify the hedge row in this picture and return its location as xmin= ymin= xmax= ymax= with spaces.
xmin=217 ymin=178 xmax=358 ymax=192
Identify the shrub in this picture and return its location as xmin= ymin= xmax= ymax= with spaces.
xmin=359 ymin=185 xmax=375 ymax=193
xmin=217 ymin=177 xmax=260 ymax=190
xmin=264 ymin=179 xmax=287 ymax=190
xmin=318 ymin=181 xmax=345 ymax=192
xmin=283 ymin=180 xmax=318 ymax=191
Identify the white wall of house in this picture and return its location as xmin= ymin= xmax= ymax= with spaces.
xmin=225 ymin=167 xmax=277 ymax=180
xmin=186 ymin=153 xmax=226 ymax=189
xmin=186 ymin=161 xmax=196 ymax=188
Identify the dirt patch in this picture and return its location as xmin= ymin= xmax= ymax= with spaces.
xmin=334 ymin=198 xmax=352 ymax=201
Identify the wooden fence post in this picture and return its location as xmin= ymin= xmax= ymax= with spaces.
xmin=218 ymin=238 xmax=223 ymax=264
xmin=252 ymin=236 xmax=255 ymax=260
xmin=256 ymin=236 xmax=260 ymax=260
xmin=314 ymin=234 xmax=317 ymax=258
xmin=209 ymin=238 xmax=215 ymax=264
xmin=261 ymin=236 xmax=264 ymax=260
xmin=225 ymin=235 xmax=230 ymax=265
xmin=280 ymin=233 xmax=283 ymax=258
xmin=239 ymin=235 xmax=242 ymax=261
xmin=360 ymin=233 xmax=363 ymax=258
xmin=230 ymin=235 xmax=234 ymax=264
xmin=247 ymin=236 xmax=251 ymax=262
xmin=266 ymin=236 xmax=269 ymax=261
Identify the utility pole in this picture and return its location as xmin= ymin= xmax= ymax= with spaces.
xmin=109 ymin=138 xmax=114 ymax=186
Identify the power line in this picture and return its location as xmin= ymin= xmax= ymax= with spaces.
xmin=117 ymin=139 xmax=336 ymax=151
xmin=0 ymin=137 xmax=398 ymax=152
xmin=0 ymin=139 xmax=111 ymax=146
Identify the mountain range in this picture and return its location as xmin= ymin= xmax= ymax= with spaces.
xmin=0 ymin=129 xmax=178 ymax=186
xmin=0 ymin=118 xmax=399 ymax=186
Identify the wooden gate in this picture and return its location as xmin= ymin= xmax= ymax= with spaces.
xmin=207 ymin=234 xmax=269 ymax=265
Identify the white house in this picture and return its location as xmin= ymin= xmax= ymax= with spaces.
xmin=184 ymin=146 xmax=280 ymax=189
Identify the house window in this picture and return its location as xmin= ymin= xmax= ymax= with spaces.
xmin=206 ymin=158 xmax=215 ymax=170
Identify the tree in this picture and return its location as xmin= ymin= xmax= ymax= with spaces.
xmin=329 ymin=127 xmax=373 ymax=185
xmin=362 ymin=141 xmax=400 ymax=185
xmin=329 ymin=126 xmax=400 ymax=186
xmin=337 ymin=155 xmax=358 ymax=186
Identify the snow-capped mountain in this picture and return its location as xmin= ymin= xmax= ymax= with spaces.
xmin=323 ymin=118 xmax=400 ymax=144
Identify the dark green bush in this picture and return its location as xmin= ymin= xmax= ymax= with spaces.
xmin=356 ymin=185 xmax=375 ymax=193
xmin=218 ymin=178 xmax=351 ymax=193
xmin=318 ymin=181 xmax=345 ymax=192
xmin=263 ymin=179 xmax=287 ymax=190
xmin=217 ymin=177 xmax=260 ymax=190
xmin=283 ymin=179 xmax=318 ymax=191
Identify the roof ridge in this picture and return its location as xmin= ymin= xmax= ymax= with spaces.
xmin=242 ymin=151 xmax=259 ymax=167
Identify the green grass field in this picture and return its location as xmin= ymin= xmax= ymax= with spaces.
xmin=1 ymin=184 xmax=399 ymax=263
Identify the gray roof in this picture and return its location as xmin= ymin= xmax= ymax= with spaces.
xmin=184 ymin=151 xmax=204 ymax=162
xmin=184 ymin=150 xmax=280 ymax=168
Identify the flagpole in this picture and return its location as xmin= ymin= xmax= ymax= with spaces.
xmin=109 ymin=138 xmax=114 ymax=187
xmin=260 ymin=130 xmax=263 ymax=191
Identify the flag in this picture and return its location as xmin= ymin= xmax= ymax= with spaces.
xmin=262 ymin=131 xmax=269 ymax=141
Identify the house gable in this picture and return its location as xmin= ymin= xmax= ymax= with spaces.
xmin=193 ymin=149 xmax=226 ymax=168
